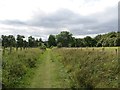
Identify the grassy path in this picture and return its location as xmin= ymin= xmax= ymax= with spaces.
xmin=29 ymin=49 xmax=71 ymax=88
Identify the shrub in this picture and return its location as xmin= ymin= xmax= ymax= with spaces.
xmin=57 ymin=42 xmax=62 ymax=48
xmin=40 ymin=44 xmax=46 ymax=50
xmin=53 ymin=47 xmax=118 ymax=88
xmin=26 ymin=58 xmax=37 ymax=68
xmin=2 ymin=48 xmax=41 ymax=88
xmin=9 ymin=62 xmax=27 ymax=77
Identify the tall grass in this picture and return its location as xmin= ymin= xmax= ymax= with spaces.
xmin=2 ymin=48 xmax=42 ymax=88
xmin=53 ymin=47 xmax=119 ymax=88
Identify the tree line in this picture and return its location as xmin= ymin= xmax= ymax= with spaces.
xmin=48 ymin=31 xmax=120 ymax=47
xmin=1 ymin=31 xmax=120 ymax=52
xmin=1 ymin=35 xmax=43 ymax=53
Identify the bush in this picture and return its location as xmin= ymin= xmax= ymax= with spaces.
xmin=96 ymin=42 xmax=102 ymax=47
xmin=57 ymin=43 xmax=62 ymax=48
xmin=53 ymin=48 xmax=118 ymax=88
xmin=40 ymin=44 xmax=46 ymax=50
xmin=9 ymin=62 xmax=27 ymax=77
xmin=2 ymin=48 xmax=41 ymax=88
xmin=26 ymin=58 xmax=37 ymax=68
xmin=50 ymin=45 xmax=54 ymax=49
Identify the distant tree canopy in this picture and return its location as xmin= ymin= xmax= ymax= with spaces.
xmin=1 ymin=31 xmax=120 ymax=52
xmin=95 ymin=32 xmax=120 ymax=47
xmin=1 ymin=35 xmax=43 ymax=53
xmin=83 ymin=36 xmax=97 ymax=47
xmin=56 ymin=31 xmax=74 ymax=47
xmin=48 ymin=31 xmax=120 ymax=48
xmin=16 ymin=35 xmax=25 ymax=49
xmin=48 ymin=35 xmax=56 ymax=47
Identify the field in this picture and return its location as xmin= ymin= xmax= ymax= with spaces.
xmin=2 ymin=48 xmax=42 ymax=87
xmin=2 ymin=47 xmax=119 ymax=88
xmin=52 ymin=47 xmax=119 ymax=88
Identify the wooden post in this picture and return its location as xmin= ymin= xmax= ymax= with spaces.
xmin=115 ymin=49 xmax=117 ymax=54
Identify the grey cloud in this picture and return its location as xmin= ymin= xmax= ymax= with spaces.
xmin=68 ymin=6 xmax=117 ymax=35
xmin=29 ymin=9 xmax=97 ymax=28
xmin=28 ymin=6 xmax=117 ymax=35
xmin=0 ymin=20 xmax=27 ymax=26
xmin=0 ymin=5 xmax=117 ymax=40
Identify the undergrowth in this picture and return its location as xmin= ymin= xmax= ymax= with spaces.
xmin=2 ymin=48 xmax=42 ymax=88
xmin=53 ymin=47 xmax=119 ymax=88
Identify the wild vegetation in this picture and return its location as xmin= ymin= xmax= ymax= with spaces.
xmin=1 ymin=31 xmax=120 ymax=88
xmin=1 ymin=31 xmax=120 ymax=53
xmin=52 ymin=47 xmax=119 ymax=88
xmin=2 ymin=48 xmax=42 ymax=88
xmin=48 ymin=31 xmax=120 ymax=47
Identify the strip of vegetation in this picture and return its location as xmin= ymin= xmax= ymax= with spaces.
xmin=2 ymin=48 xmax=42 ymax=88
xmin=1 ymin=31 xmax=120 ymax=53
xmin=53 ymin=47 xmax=119 ymax=88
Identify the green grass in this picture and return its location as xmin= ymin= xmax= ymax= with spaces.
xmin=29 ymin=49 xmax=71 ymax=88
xmin=2 ymin=48 xmax=42 ymax=88
xmin=2 ymin=47 xmax=119 ymax=88
xmin=53 ymin=47 xmax=119 ymax=88
xmin=2 ymin=48 xmax=71 ymax=88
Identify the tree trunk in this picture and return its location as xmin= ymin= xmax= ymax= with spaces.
xmin=3 ymin=47 xmax=5 ymax=55
xmin=10 ymin=46 xmax=12 ymax=53
xmin=20 ymin=47 xmax=22 ymax=50
xmin=16 ymin=47 xmax=18 ymax=51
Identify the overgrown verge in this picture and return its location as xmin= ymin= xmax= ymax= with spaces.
xmin=53 ymin=47 xmax=119 ymax=88
xmin=2 ymin=48 xmax=42 ymax=88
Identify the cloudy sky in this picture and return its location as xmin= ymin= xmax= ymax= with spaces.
xmin=0 ymin=0 xmax=119 ymax=40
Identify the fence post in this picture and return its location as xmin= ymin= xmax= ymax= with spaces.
xmin=115 ymin=49 xmax=117 ymax=54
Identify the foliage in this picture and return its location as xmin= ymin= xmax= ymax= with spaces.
xmin=83 ymin=36 xmax=97 ymax=47
xmin=95 ymin=32 xmax=120 ymax=47
xmin=75 ymin=38 xmax=84 ymax=47
xmin=16 ymin=35 xmax=25 ymax=49
xmin=56 ymin=31 xmax=73 ymax=47
xmin=40 ymin=43 xmax=46 ymax=50
xmin=1 ymin=32 xmax=120 ymax=52
xmin=57 ymin=42 xmax=62 ymax=48
xmin=53 ymin=31 xmax=120 ymax=47
xmin=48 ymin=35 xmax=56 ymax=47
xmin=1 ymin=35 xmax=43 ymax=52
xmin=53 ymin=47 xmax=119 ymax=88
xmin=2 ymin=48 xmax=41 ymax=88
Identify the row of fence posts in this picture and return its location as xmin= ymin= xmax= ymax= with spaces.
xmin=79 ymin=47 xmax=118 ymax=55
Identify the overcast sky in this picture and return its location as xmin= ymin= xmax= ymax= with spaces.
xmin=0 ymin=0 xmax=119 ymax=40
